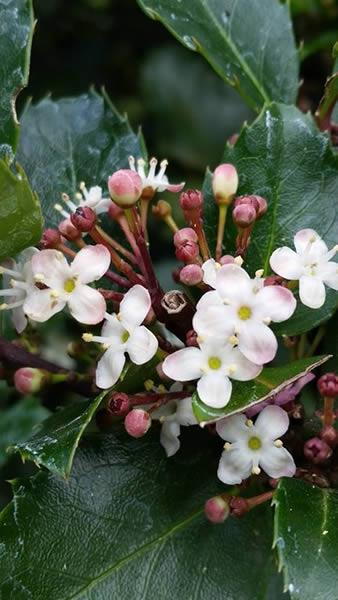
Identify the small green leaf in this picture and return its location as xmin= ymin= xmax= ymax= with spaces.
xmin=273 ymin=478 xmax=338 ymax=598
xmin=0 ymin=0 xmax=34 ymax=154
xmin=137 ymin=0 xmax=299 ymax=111
xmin=17 ymin=90 xmax=146 ymax=228
xmin=0 ymin=159 xmax=43 ymax=260
xmin=192 ymin=355 xmax=329 ymax=423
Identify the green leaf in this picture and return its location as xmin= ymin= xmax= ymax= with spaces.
xmin=137 ymin=0 xmax=299 ymax=112
xmin=0 ymin=159 xmax=43 ymax=260
xmin=17 ymin=90 xmax=146 ymax=228
xmin=203 ymin=102 xmax=338 ymax=336
xmin=0 ymin=0 xmax=34 ymax=155
xmin=192 ymin=355 xmax=329 ymax=423
xmin=0 ymin=430 xmax=283 ymax=599
xmin=273 ymin=478 xmax=338 ymax=599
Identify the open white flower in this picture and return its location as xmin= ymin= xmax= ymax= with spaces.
xmin=54 ymin=182 xmax=111 ymax=220
xmin=0 ymin=247 xmax=39 ymax=333
xmin=23 ymin=245 xmax=110 ymax=324
xmin=270 ymin=229 xmax=338 ymax=309
xmin=128 ymin=156 xmax=184 ymax=194
xmin=216 ymin=405 xmax=296 ymax=485
xmin=162 ymin=341 xmax=261 ymax=408
xmin=195 ymin=264 xmax=296 ymax=365
xmin=83 ymin=285 xmax=158 ymax=389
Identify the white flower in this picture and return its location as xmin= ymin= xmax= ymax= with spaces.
xmin=23 ymin=245 xmax=110 ymax=324
xmin=270 ymin=229 xmax=338 ymax=309
xmin=195 ymin=264 xmax=296 ymax=365
xmin=0 ymin=247 xmax=39 ymax=333
xmin=202 ymin=257 xmax=243 ymax=288
xmin=128 ymin=156 xmax=185 ymax=194
xmin=216 ymin=405 xmax=296 ymax=485
xmin=54 ymin=182 xmax=111 ymax=220
xmin=162 ymin=340 xmax=261 ymax=409
xmin=83 ymin=285 xmax=158 ymax=389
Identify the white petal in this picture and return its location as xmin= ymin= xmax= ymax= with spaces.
xmin=192 ymin=305 xmax=231 ymax=340
xmin=294 ymin=229 xmax=328 ymax=257
xmin=71 ymin=244 xmax=110 ymax=283
xmin=196 ymin=290 xmax=223 ymax=311
xmin=216 ymin=413 xmax=248 ymax=442
xmin=259 ymin=446 xmax=296 ymax=479
xmin=68 ymin=285 xmax=106 ymax=324
xmin=197 ymin=372 xmax=232 ymax=408
xmin=160 ymin=420 xmax=181 ymax=457
xmin=217 ymin=447 xmax=252 ymax=485
xmin=299 ymin=275 xmax=326 ymax=309
xmin=215 ymin=264 xmax=252 ymax=302
xmin=95 ymin=197 xmax=112 ymax=215
xmin=18 ymin=246 xmax=39 ymax=265
xmin=256 ymin=285 xmax=296 ymax=322
xmin=226 ymin=347 xmax=262 ymax=381
xmin=23 ymin=289 xmax=65 ymax=322
xmin=269 ymin=247 xmax=302 ymax=279
xmin=12 ymin=307 xmax=27 ymax=333
xmin=31 ymin=250 xmax=70 ymax=289
xmin=101 ymin=313 xmax=125 ymax=343
xmin=255 ymin=405 xmax=290 ymax=440
xmin=238 ymin=321 xmax=277 ymax=364
xmin=321 ymin=261 xmax=338 ymax=291
xmin=127 ymin=325 xmax=158 ymax=364
xmin=119 ymin=285 xmax=151 ymax=329
xmin=175 ymin=397 xmax=198 ymax=426
xmin=162 ymin=347 xmax=203 ymax=381
xmin=96 ymin=347 xmax=125 ymax=389
xmin=202 ymin=258 xmax=219 ymax=288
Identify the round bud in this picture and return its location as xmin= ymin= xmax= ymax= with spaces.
xmin=251 ymin=195 xmax=268 ymax=218
xmin=317 ymin=373 xmax=338 ymax=398
xmin=175 ymin=241 xmax=199 ymax=263
xmin=124 ymin=409 xmax=151 ymax=438
xmin=186 ymin=329 xmax=198 ymax=347
xmin=304 ymin=437 xmax=332 ymax=464
xmin=70 ymin=206 xmax=96 ymax=232
xmin=219 ymin=254 xmax=235 ymax=265
xmin=108 ymin=201 xmax=123 ymax=221
xmin=108 ymin=169 xmax=143 ymax=208
xmin=14 ymin=367 xmax=49 ymax=394
xmin=58 ymin=218 xmax=80 ymax=241
xmin=179 ymin=189 xmax=203 ymax=211
xmin=232 ymin=203 xmax=256 ymax=228
xmin=173 ymin=228 xmax=198 ymax=246
xmin=204 ymin=496 xmax=229 ymax=524
xmin=234 ymin=195 xmax=260 ymax=212
xmin=108 ymin=392 xmax=130 ymax=416
xmin=179 ymin=264 xmax=203 ymax=286
xmin=229 ymin=496 xmax=249 ymax=517
xmin=264 ymin=275 xmax=287 ymax=287
xmin=212 ymin=164 xmax=238 ymax=206
xmin=152 ymin=199 xmax=172 ymax=219
xmin=41 ymin=228 xmax=61 ymax=249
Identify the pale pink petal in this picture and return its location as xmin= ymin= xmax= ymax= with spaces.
xmin=192 ymin=305 xmax=231 ymax=340
xmin=217 ymin=447 xmax=252 ymax=485
xmin=196 ymin=290 xmax=223 ymax=311
xmin=119 ymin=285 xmax=151 ymax=329
xmin=216 ymin=413 xmax=248 ymax=442
xmin=299 ymin=275 xmax=326 ymax=309
xmin=23 ymin=289 xmax=65 ymax=322
xmin=259 ymin=446 xmax=296 ymax=479
xmin=96 ymin=346 xmax=125 ymax=389
xmin=127 ymin=325 xmax=158 ymax=364
xmin=238 ymin=321 xmax=277 ymax=364
xmin=256 ymin=285 xmax=296 ymax=322
xmin=202 ymin=258 xmax=219 ymax=288
xmin=160 ymin=420 xmax=181 ymax=457
xmin=255 ymin=405 xmax=290 ymax=440
xmin=269 ymin=247 xmax=302 ymax=279
xmin=321 ymin=261 xmax=338 ymax=291
xmin=197 ymin=372 xmax=232 ymax=408
xmin=165 ymin=182 xmax=185 ymax=193
xmin=215 ymin=264 xmax=252 ymax=302
xmin=95 ymin=197 xmax=113 ymax=215
xmin=227 ymin=348 xmax=262 ymax=381
xmin=68 ymin=285 xmax=106 ymax=324
xmin=294 ymin=229 xmax=328 ymax=257
xmin=162 ymin=347 xmax=203 ymax=381
xmin=31 ymin=250 xmax=70 ymax=289
xmin=71 ymin=244 xmax=110 ymax=284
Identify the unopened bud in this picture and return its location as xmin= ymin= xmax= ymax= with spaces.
xmin=173 ymin=228 xmax=198 ymax=246
xmin=320 ymin=425 xmax=338 ymax=447
xmin=108 ymin=169 xmax=143 ymax=208
xmin=58 ymin=218 xmax=80 ymax=241
xmin=124 ymin=408 xmax=151 ymax=438
xmin=179 ymin=264 xmax=203 ymax=286
xmin=219 ymin=254 xmax=235 ymax=265
xmin=229 ymin=496 xmax=249 ymax=517
xmin=204 ymin=496 xmax=229 ymax=523
xmin=317 ymin=373 xmax=338 ymax=398
xmin=186 ymin=329 xmax=198 ymax=347
xmin=264 ymin=275 xmax=287 ymax=287
xmin=212 ymin=163 xmax=238 ymax=206
xmin=251 ymin=195 xmax=268 ymax=218
xmin=70 ymin=206 xmax=96 ymax=232
xmin=304 ymin=437 xmax=332 ymax=464
xmin=108 ymin=201 xmax=123 ymax=221
xmin=152 ymin=199 xmax=172 ymax=219
xmin=233 ymin=204 xmax=256 ymax=228
xmin=41 ymin=228 xmax=61 ymax=249
xmin=175 ymin=241 xmax=199 ymax=263
xmin=108 ymin=392 xmax=130 ymax=416
xmin=179 ymin=189 xmax=203 ymax=212
xmin=14 ymin=367 xmax=49 ymax=394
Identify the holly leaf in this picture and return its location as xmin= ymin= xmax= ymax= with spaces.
xmin=192 ymin=355 xmax=329 ymax=423
xmin=0 ymin=430 xmax=284 ymax=599
xmin=0 ymin=159 xmax=43 ymax=260
xmin=0 ymin=0 xmax=34 ymax=155
xmin=17 ymin=89 xmax=146 ymax=228
xmin=203 ymin=103 xmax=338 ymax=336
xmin=273 ymin=478 xmax=338 ymax=599
xmin=137 ymin=0 xmax=299 ymax=112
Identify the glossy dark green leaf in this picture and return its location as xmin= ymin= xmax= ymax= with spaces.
xmin=0 ymin=159 xmax=43 ymax=260
xmin=0 ymin=430 xmax=283 ymax=599
xmin=203 ymin=102 xmax=338 ymax=336
xmin=192 ymin=355 xmax=329 ymax=423
xmin=17 ymin=90 xmax=146 ymax=228
xmin=273 ymin=478 xmax=338 ymax=599
xmin=137 ymin=0 xmax=299 ymax=112
xmin=0 ymin=0 xmax=34 ymax=155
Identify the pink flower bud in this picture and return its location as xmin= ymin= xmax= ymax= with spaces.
xmin=108 ymin=169 xmax=143 ymax=208
xmin=233 ymin=203 xmax=256 ymax=228
xmin=58 ymin=218 xmax=80 ymax=241
xmin=40 ymin=228 xmax=61 ymax=249
xmin=229 ymin=496 xmax=250 ymax=517
xmin=212 ymin=164 xmax=238 ymax=206
xmin=234 ymin=195 xmax=260 ymax=212
xmin=304 ymin=437 xmax=332 ymax=464
xmin=175 ymin=241 xmax=199 ymax=263
xmin=179 ymin=189 xmax=203 ymax=211
xmin=219 ymin=254 xmax=235 ymax=265
xmin=14 ymin=367 xmax=49 ymax=394
xmin=264 ymin=275 xmax=287 ymax=287
xmin=108 ymin=392 xmax=130 ymax=416
xmin=186 ymin=329 xmax=198 ymax=347
xmin=70 ymin=206 xmax=96 ymax=232
xmin=173 ymin=228 xmax=198 ymax=246
xmin=317 ymin=373 xmax=338 ymax=398
xmin=251 ymin=195 xmax=268 ymax=218
xmin=124 ymin=409 xmax=151 ymax=438
xmin=179 ymin=264 xmax=203 ymax=286
xmin=204 ymin=496 xmax=229 ymax=524
xmin=320 ymin=425 xmax=338 ymax=448
xmin=108 ymin=201 xmax=123 ymax=221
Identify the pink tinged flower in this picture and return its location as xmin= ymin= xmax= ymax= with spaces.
xmin=83 ymin=285 xmax=158 ymax=389
xmin=212 ymin=163 xmax=238 ymax=206
xmin=0 ymin=247 xmax=39 ymax=333
xmin=201 ymin=257 xmax=242 ymax=288
xmin=108 ymin=169 xmax=143 ymax=208
xmin=270 ymin=228 xmax=338 ymax=309
xmin=128 ymin=156 xmax=185 ymax=194
xmin=152 ymin=385 xmax=197 ymax=456
xmin=54 ymin=183 xmax=111 ymax=222
xmin=162 ymin=342 xmax=262 ymax=409
xmin=216 ymin=405 xmax=296 ymax=485
xmin=23 ymin=245 xmax=110 ymax=324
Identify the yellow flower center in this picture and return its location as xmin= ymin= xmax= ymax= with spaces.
xmin=64 ymin=278 xmax=76 ymax=293
xmin=248 ymin=436 xmax=262 ymax=451
xmin=121 ymin=330 xmax=130 ymax=343
xmin=238 ymin=305 xmax=252 ymax=320
xmin=208 ymin=356 xmax=222 ymax=370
